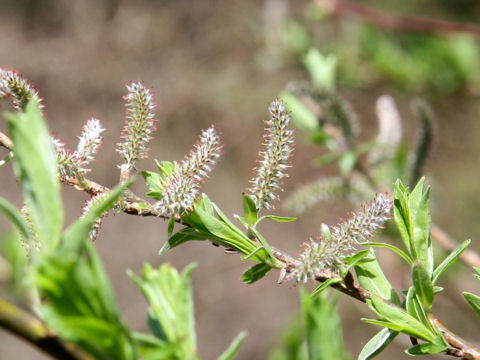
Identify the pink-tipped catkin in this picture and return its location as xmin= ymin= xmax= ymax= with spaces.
xmin=249 ymin=99 xmax=295 ymax=211
xmin=155 ymin=126 xmax=223 ymax=217
xmin=117 ymin=82 xmax=156 ymax=167
xmin=0 ymin=68 xmax=42 ymax=111
xmin=74 ymin=118 xmax=104 ymax=169
xmin=289 ymin=193 xmax=393 ymax=283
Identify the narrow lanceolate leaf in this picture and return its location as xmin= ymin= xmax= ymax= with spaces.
xmin=355 ymin=250 xmax=400 ymax=305
xmin=217 ymin=331 xmax=247 ymax=360
xmin=242 ymin=193 xmax=257 ymax=227
xmin=249 ymin=98 xmax=295 ymax=211
xmin=117 ymin=82 xmax=156 ymax=167
xmin=279 ymin=91 xmax=319 ymax=133
xmin=6 ymin=100 xmax=63 ymax=250
xmin=61 ymin=180 xmax=131 ymax=256
xmin=409 ymin=99 xmax=434 ymax=188
xmin=302 ymin=48 xmax=337 ymax=90
xmin=405 ymin=287 xmax=430 ymax=331
xmin=362 ymin=242 xmax=412 ymax=265
xmin=358 ymin=328 xmax=398 ymax=360
xmin=128 ymin=263 xmax=198 ymax=359
xmin=37 ymin=243 xmax=137 ymax=360
xmin=366 ymin=295 xmax=436 ymax=342
xmin=301 ymin=290 xmax=350 ymax=360
xmin=412 ymin=260 xmax=434 ymax=314
xmin=241 ymin=263 xmax=272 ymax=284
xmin=463 ymin=292 xmax=480 ymax=317
xmin=310 ymin=278 xmax=343 ymax=297
xmin=0 ymin=197 xmax=29 ymax=238
xmin=432 ymin=239 xmax=471 ymax=284
xmin=393 ymin=178 xmax=433 ymax=276
xmin=406 ymin=340 xmax=448 ymax=356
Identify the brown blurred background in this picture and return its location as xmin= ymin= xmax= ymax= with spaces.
xmin=1 ymin=1 xmax=480 ymax=359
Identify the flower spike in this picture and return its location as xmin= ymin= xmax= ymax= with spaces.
xmin=117 ymin=82 xmax=157 ymax=168
xmin=289 ymin=192 xmax=393 ymax=283
xmin=155 ymin=126 xmax=223 ymax=217
xmin=74 ymin=118 xmax=105 ymax=171
xmin=0 ymin=68 xmax=42 ymax=111
xmin=249 ymin=99 xmax=295 ymax=211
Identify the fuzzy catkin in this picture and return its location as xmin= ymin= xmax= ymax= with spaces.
xmin=117 ymin=82 xmax=156 ymax=167
xmin=155 ymin=126 xmax=222 ymax=217
xmin=249 ymin=99 xmax=295 ymax=211
xmin=290 ymin=192 xmax=392 ymax=283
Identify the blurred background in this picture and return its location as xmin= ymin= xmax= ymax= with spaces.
xmin=1 ymin=0 xmax=480 ymax=359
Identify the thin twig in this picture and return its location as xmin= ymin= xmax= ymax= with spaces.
xmin=0 ymin=297 xmax=93 ymax=360
xmin=432 ymin=224 xmax=480 ymax=269
xmin=317 ymin=0 xmax=480 ymax=39
xmin=312 ymin=269 xmax=480 ymax=358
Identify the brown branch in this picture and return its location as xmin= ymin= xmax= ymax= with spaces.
xmin=431 ymin=224 xmax=480 ymax=269
xmin=0 ymin=132 xmax=13 ymax=150
xmin=311 ymin=267 xmax=480 ymax=358
xmin=0 ymin=297 xmax=93 ymax=360
xmin=317 ymin=0 xmax=480 ymax=38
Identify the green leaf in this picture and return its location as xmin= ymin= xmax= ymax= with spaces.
xmin=432 ymin=239 xmax=470 ymax=284
xmin=393 ymin=178 xmax=433 ymax=276
xmin=249 ymin=227 xmax=275 ymax=263
xmin=211 ymin=200 xmax=251 ymax=240
xmin=405 ymin=287 xmax=430 ymax=331
xmin=159 ymin=227 xmax=212 ymax=254
xmin=217 ymin=331 xmax=247 ymax=360
xmin=194 ymin=206 xmax=259 ymax=258
xmin=6 ymin=99 xmax=63 ymax=250
xmin=463 ymin=292 xmax=480 ymax=317
xmin=310 ymin=278 xmax=343 ymax=297
xmin=340 ymin=250 xmax=374 ymax=277
xmin=339 ymin=150 xmax=356 ymax=176
xmin=411 ymin=184 xmax=433 ymax=276
xmin=242 ymin=194 xmax=257 ymax=226
xmin=312 ymin=153 xmax=341 ymax=167
xmin=280 ymin=91 xmax=319 ymax=133
xmin=367 ymin=295 xmax=436 ymax=342
xmin=393 ymin=180 xmax=411 ymax=254
xmin=412 ymin=260 xmax=434 ymax=313
xmin=303 ymin=48 xmax=337 ymax=90
xmin=141 ymin=170 xmax=164 ymax=199
xmin=301 ymin=290 xmax=350 ymax=360
xmin=234 ymin=215 xmax=248 ymax=229
xmin=241 ymin=263 xmax=272 ymax=284
xmin=362 ymin=242 xmax=412 ymax=265
xmin=358 ymin=328 xmax=398 ymax=360
xmin=355 ymin=249 xmax=400 ymax=305
xmin=0 ymin=197 xmax=29 ymax=238
xmin=256 ymin=215 xmax=297 ymax=224
xmin=129 ymin=263 xmax=198 ymax=359
xmin=167 ymin=217 xmax=175 ymax=238
xmin=61 ymin=180 xmax=131 ymax=257
xmin=37 ymin=243 xmax=136 ymax=360
xmin=406 ymin=340 xmax=448 ymax=355
xmin=240 ymin=246 xmax=267 ymax=261
xmin=134 ymin=332 xmax=177 ymax=360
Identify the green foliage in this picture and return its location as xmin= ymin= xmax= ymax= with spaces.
xmin=142 ymin=160 xmax=179 ymax=200
xmin=393 ymin=178 xmax=433 ymax=275
xmin=129 ymin=263 xmax=198 ymax=360
xmin=301 ymin=290 xmax=350 ymax=360
xmin=6 ymin=100 xmax=63 ymax=250
xmin=37 ymin=243 xmax=137 ymax=360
